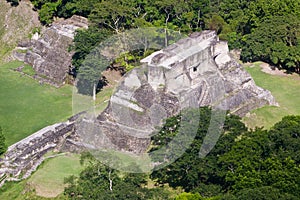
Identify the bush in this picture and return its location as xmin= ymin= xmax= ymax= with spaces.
xmin=0 ymin=126 xmax=7 ymax=155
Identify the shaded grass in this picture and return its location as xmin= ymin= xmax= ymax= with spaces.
xmin=0 ymin=154 xmax=82 ymax=200
xmin=243 ymin=62 xmax=300 ymax=129
xmin=0 ymin=61 xmax=72 ymax=145
xmin=27 ymin=154 xmax=84 ymax=198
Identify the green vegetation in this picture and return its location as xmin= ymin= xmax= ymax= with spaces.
xmin=21 ymin=64 xmax=36 ymax=76
xmin=0 ymin=126 xmax=7 ymax=155
xmin=27 ymin=154 xmax=84 ymax=198
xmin=0 ymin=154 xmax=83 ymax=200
xmin=243 ymin=62 xmax=300 ymax=129
xmin=0 ymin=181 xmax=27 ymax=200
xmin=10 ymin=0 xmax=298 ymax=74
xmin=0 ymin=61 xmax=72 ymax=145
xmin=63 ymin=108 xmax=300 ymax=199
xmin=215 ymin=0 xmax=300 ymax=73
xmin=64 ymin=153 xmax=170 ymax=200
xmin=150 ymin=109 xmax=300 ymax=199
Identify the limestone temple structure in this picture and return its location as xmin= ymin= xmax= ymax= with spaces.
xmin=1 ymin=30 xmax=277 ymax=185
xmin=80 ymin=31 xmax=277 ymax=154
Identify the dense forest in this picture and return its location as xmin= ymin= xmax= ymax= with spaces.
xmin=63 ymin=107 xmax=300 ymax=199
xmin=7 ymin=0 xmax=300 ymax=74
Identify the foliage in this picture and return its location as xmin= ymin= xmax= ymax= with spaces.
xmin=71 ymin=27 xmax=111 ymax=72
xmin=241 ymin=15 xmax=300 ymax=73
xmin=38 ymin=0 xmax=62 ymax=25
xmin=216 ymin=0 xmax=300 ymax=73
xmin=233 ymin=186 xmax=298 ymax=200
xmin=76 ymin=50 xmax=108 ymax=96
xmin=150 ymin=107 xmax=247 ymax=196
xmin=0 ymin=126 xmax=7 ymax=155
xmin=64 ymin=154 xmax=170 ymax=199
xmin=175 ymin=192 xmax=202 ymax=200
xmin=7 ymin=0 xmax=300 ymax=73
xmin=114 ymin=51 xmax=143 ymax=72
xmin=149 ymin=107 xmax=300 ymax=199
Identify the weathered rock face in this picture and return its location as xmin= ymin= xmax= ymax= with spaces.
xmin=0 ymin=113 xmax=85 ymax=187
xmin=14 ymin=15 xmax=88 ymax=86
xmin=81 ymin=31 xmax=277 ymax=154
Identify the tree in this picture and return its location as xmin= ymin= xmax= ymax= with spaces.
xmin=235 ymin=186 xmax=298 ymax=200
xmin=241 ymin=15 xmax=300 ymax=73
xmin=219 ymin=117 xmax=300 ymax=197
xmin=214 ymin=0 xmax=300 ymax=73
xmin=205 ymin=13 xmax=228 ymax=34
xmin=150 ymin=108 xmax=246 ymax=195
xmin=269 ymin=115 xmax=300 ymax=163
xmin=76 ymin=52 xmax=108 ymax=100
xmin=64 ymin=153 xmax=170 ymax=199
xmin=57 ymin=0 xmax=99 ymax=18
xmin=71 ymin=27 xmax=111 ymax=72
xmin=38 ymin=1 xmax=62 ymax=25
xmin=88 ymin=0 xmax=135 ymax=33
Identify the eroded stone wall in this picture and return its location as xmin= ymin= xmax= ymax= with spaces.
xmin=0 ymin=113 xmax=85 ymax=187
xmin=13 ymin=15 xmax=88 ymax=86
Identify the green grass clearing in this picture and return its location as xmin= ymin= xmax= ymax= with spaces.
xmin=243 ymin=62 xmax=300 ymax=129
xmin=27 ymin=154 xmax=84 ymax=198
xmin=21 ymin=64 xmax=36 ymax=76
xmin=0 ymin=61 xmax=72 ymax=145
xmin=0 ymin=154 xmax=83 ymax=200
xmin=0 ymin=60 xmax=118 ymax=198
xmin=0 ymin=61 xmax=116 ymax=146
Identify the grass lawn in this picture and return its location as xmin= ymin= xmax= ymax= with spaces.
xmin=0 ymin=154 xmax=83 ymax=200
xmin=0 ymin=61 xmax=119 ymax=198
xmin=0 ymin=61 xmax=73 ymax=145
xmin=27 ymin=154 xmax=84 ymax=198
xmin=0 ymin=61 xmax=117 ymax=146
xmin=243 ymin=62 xmax=300 ymax=129
xmin=0 ymin=181 xmax=26 ymax=200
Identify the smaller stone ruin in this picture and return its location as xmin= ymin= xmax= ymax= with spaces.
xmin=13 ymin=15 xmax=88 ymax=87
xmin=0 ymin=113 xmax=85 ymax=187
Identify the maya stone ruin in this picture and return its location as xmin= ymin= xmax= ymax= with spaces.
xmin=77 ymin=30 xmax=277 ymax=155
xmin=13 ymin=15 xmax=88 ymax=86
xmin=0 ymin=30 xmax=278 ymax=184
